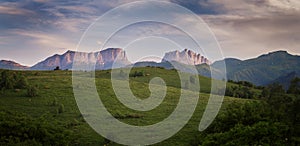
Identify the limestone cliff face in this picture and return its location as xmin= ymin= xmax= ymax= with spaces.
xmin=162 ymin=49 xmax=210 ymax=65
xmin=100 ymin=48 xmax=128 ymax=63
xmin=31 ymin=48 xmax=130 ymax=70
xmin=28 ymin=48 xmax=209 ymax=70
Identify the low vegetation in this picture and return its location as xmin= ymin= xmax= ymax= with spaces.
xmin=0 ymin=68 xmax=299 ymax=145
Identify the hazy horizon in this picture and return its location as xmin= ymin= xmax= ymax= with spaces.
xmin=0 ymin=48 xmax=297 ymax=67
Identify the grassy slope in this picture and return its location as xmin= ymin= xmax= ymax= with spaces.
xmin=0 ymin=68 xmax=252 ymax=145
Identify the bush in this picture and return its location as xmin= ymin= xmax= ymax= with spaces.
xmin=58 ymin=104 xmax=65 ymax=114
xmin=260 ymin=83 xmax=285 ymax=99
xmin=14 ymin=74 xmax=28 ymax=89
xmin=130 ymin=71 xmax=145 ymax=77
xmin=54 ymin=66 xmax=60 ymax=71
xmin=225 ymin=86 xmax=255 ymax=99
xmin=0 ymin=70 xmax=15 ymax=89
xmin=0 ymin=70 xmax=28 ymax=90
xmin=0 ymin=111 xmax=75 ymax=145
xmin=27 ymin=85 xmax=38 ymax=97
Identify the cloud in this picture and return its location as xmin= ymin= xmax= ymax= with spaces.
xmin=0 ymin=36 xmax=8 ymax=45
xmin=193 ymin=0 xmax=300 ymax=59
xmin=10 ymin=29 xmax=76 ymax=50
xmin=0 ymin=0 xmax=299 ymax=65
xmin=32 ymin=0 xmax=49 ymax=3
xmin=268 ymin=0 xmax=300 ymax=11
xmin=0 ymin=5 xmax=35 ymax=15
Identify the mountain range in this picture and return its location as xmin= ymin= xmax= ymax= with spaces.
xmin=211 ymin=51 xmax=300 ymax=86
xmin=1 ymin=48 xmax=299 ymax=87
xmin=31 ymin=48 xmax=130 ymax=70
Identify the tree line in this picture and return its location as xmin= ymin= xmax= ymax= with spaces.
xmin=0 ymin=70 xmax=38 ymax=97
xmin=192 ymin=78 xmax=300 ymax=145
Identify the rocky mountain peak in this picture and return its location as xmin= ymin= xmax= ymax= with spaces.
xmin=162 ymin=49 xmax=210 ymax=65
xmin=66 ymin=50 xmax=75 ymax=53
xmin=31 ymin=48 xmax=130 ymax=70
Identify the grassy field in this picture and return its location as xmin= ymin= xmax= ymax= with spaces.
xmin=0 ymin=67 xmax=251 ymax=145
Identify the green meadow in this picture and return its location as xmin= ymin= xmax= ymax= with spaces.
xmin=0 ymin=67 xmax=299 ymax=145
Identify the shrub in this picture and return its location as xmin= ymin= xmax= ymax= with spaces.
xmin=0 ymin=111 xmax=75 ymax=145
xmin=129 ymin=71 xmax=145 ymax=77
xmin=54 ymin=66 xmax=60 ymax=71
xmin=27 ymin=85 xmax=38 ymax=97
xmin=58 ymin=104 xmax=65 ymax=114
xmin=0 ymin=70 xmax=15 ymax=89
xmin=14 ymin=73 xmax=28 ymax=89
xmin=226 ymin=86 xmax=255 ymax=99
xmin=0 ymin=70 xmax=28 ymax=90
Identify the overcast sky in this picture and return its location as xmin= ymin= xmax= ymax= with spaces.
xmin=0 ymin=0 xmax=299 ymax=66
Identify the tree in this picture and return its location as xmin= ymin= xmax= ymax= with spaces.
xmin=287 ymin=77 xmax=300 ymax=94
xmin=225 ymin=86 xmax=255 ymax=99
xmin=261 ymin=83 xmax=285 ymax=99
xmin=54 ymin=66 xmax=60 ymax=71
xmin=0 ymin=70 xmax=15 ymax=89
xmin=130 ymin=70 xmax=145 ymax=77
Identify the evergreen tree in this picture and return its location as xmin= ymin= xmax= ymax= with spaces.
xmin=287 ymin=77 xmax=300 ymax=94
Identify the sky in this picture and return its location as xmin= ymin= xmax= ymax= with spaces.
xmin=0 ymin=0 xmax=299 ymax=66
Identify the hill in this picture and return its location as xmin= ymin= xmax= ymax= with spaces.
xmin=0 ymin=67 xmax=244 ymax=145
xmin=269 ymin=71 xmax=300 ymax=90
xmin=0 ymin=67 xmax=298 ymax=145
xmin=0 ymin=60 xmax=29 ymax=70
xmin=212 ymin=50 xmax=300 ymax=85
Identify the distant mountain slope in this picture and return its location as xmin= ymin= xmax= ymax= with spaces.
xmin=212 ymin=51 xmax=300 ymax=85
xmin=31 ymin=48 xmax=130 ymax=70
xmin=130 ymin=61 xmax=223 ymax=79
xmin=0 ymin=60 xmax=29 ymax=70
xmin=269 ymin=71 xmax=300 ymax=90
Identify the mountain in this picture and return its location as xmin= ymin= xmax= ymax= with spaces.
xmin=2 ymin=48 xmax=299 ymax=87
xmin=130 ymin=60 xmax=224 ymax=79
xmin=30 ymin=48 xmax=212 ymax=72
xmin=131 ymin=50 xmax=300 ymax=86
xmin=0 ymin=60 xmax=29 ymax=70
xmin=162 ymin=49 xmax=210 ymax=65
xmin=269 ymin=71 xmax=300 ymax=90
xmin=31 ymin=48 xmax=130 ymax=70
xmin=212 ymin=50 xmax=300 ymax=86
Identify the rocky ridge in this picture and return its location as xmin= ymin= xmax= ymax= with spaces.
xmin=162 ymin=49 xmax=210 ymax=65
